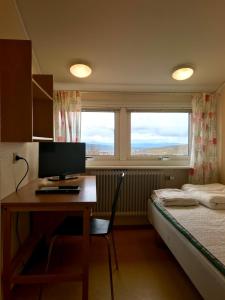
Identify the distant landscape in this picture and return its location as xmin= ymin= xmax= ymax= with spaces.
xmin=86 ymin=143 xmax=114 ymax=155
xmin=86 ymin=143 xmax=188 ymax=156
xmin=132 ymin=144 xmax=188 ymax=155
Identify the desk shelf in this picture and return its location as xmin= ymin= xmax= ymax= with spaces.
xmin=12 ymin=236 xmax=83 ymax=285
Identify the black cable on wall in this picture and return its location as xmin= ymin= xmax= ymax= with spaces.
xmin=15 ymin=155 xmax=29 ymax=192
xmin=15 ymin=155 xmax=29 ymax=247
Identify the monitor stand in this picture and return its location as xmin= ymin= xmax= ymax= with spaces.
xmin=48 ymin=174 xmax=79 ymax=181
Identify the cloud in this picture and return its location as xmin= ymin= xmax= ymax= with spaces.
xmin=81 ymin=112 xmax=114 ymax=144
xmin=81 ymin=112 xmax=114 ymax=130
xmin=132 ymin=127 xmax=188 ymax=137
xmin=84 ymin=134 xmax=113 ymax=144
xmin=131 ymin=132 xmax=188 ymax=144
xmin=131 ymin=112 xmax=189 ymax=139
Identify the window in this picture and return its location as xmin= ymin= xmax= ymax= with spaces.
xmin=80 ymin=92 xmax=191 ymax=166
xmin=130 ymin=112 xmax=189 ymax=157
xmin=81 ymin=111 xmax=115 ymax=156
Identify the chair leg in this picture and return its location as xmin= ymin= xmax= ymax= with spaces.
xmin=45 ymin=235 xmax=58 ymax=272
xmin=106 ymin=236 xmax=114 ymax=300
xmin=111 ymin=231 xmax=119 ymax=270
xmin=38 ymin=287 xmax=43 ymax=300
xmin=38 ymin=235 xmax=58 ymax=300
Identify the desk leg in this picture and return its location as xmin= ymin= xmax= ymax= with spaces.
xmin=82 ymin=207 xmax=90 ymax=300
xmin=2 ymin=208 xmax=12 ymax=300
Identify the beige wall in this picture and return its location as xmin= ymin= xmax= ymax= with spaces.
xmin=0 ymin=143 xmax=38 ymax=200
xmin=0 ymin=0 xmax=40 ymax=72
xmin=0 ymin=0 xmax=26 ymax=39
xmin=217 ymin=86 xmax=225 ymax=183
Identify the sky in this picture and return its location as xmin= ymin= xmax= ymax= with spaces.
xmin=131 ymin=112 xmax=188 ymax=145
xmin=81 ymin=112 xmax=114 ymax=144
xmin=81 ymin=112 xmax=189 ymax=145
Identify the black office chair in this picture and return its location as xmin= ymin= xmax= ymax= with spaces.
xmin=44 ymin=172 xmax=125 ymax=300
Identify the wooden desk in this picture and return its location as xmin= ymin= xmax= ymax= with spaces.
xmin=1 ymin=176 xmax=97 ymax=300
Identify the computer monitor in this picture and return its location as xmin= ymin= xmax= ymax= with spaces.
xmin=38 ymin=142 xmax=86 ymax=180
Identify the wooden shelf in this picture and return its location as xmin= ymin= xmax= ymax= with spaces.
xmin=32 ymin=136 xmax=53 ymax=142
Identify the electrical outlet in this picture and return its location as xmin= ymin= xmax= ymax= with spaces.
xmin=13 ymin=153 xmax=18 ymax=163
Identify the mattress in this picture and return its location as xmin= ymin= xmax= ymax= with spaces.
xmin=151 ymin=196 xmax=225 ymax=276
xmin=148 ymin=199 xmax=225 ymax=300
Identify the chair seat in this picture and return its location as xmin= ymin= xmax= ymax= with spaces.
xmin=53 ymin=216 xmax=110 ymax=236
xmin=90 ymin=218 xmax=110 ymax=236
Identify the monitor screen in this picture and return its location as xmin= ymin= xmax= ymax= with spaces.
xmin=38 ymin=142 xmax=86 ymax=180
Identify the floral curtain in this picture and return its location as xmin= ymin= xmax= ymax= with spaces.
xmin=189 ymin=93 xmax=218 ymax=184
xmin=54 ymin=90 xmax=81 ymax=142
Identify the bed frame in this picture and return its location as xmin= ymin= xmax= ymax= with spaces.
xmin=148 ymin=199 xmax=225 ymax=300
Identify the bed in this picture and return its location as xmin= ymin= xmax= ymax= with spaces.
xmin=148 ymin=197 xmax=225 ymax=300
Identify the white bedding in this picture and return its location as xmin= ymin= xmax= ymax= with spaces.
xmin=191 ymin=190 xmax=225 ymax=209
xmin=182 ymin=183 xmax=225 ymax=192
xmin=154 ymin=183 xmax=225 ymax=209
xmin=148 ymin=199 xmax=225 ymax=300
xmin=152 ymin=188 xmax=199 ymax=206
xmin=152 ymin=196 xmax=225 ymax=269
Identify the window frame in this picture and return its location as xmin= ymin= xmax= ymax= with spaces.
xmin=80 ymin=90 xmax=192 ymax=167
xmin=127 ymin=109 xmax=191 ymax=161
xmin=80 ymin=108 xmax=120 ymax=160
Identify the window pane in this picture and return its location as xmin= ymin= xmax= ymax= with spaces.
xmin=81 ymin=112 xmax=115 ymax=155
xmin=131 ymin=112 xmax=189 ymax=156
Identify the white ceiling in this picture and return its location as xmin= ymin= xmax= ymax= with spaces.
xmin=16 ymin=0 xmax=225 ymax=92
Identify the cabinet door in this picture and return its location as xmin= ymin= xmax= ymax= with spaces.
xmin=0 ymin=39 xmax=32 ymax=142
xmin=32 ymin=75 xmax=53 ymax=140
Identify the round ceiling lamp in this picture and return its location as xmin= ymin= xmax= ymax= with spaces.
xmin=172 ymin=66 xmax=194 ymax=81
xmin=70 ymin=64 xmax=92 ymax=78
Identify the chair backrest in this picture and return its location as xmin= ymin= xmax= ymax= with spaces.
xmin=108 ymin=172 xmax=125 ymax=234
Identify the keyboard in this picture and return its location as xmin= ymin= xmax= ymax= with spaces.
xmin=35 ymin=186 xmax=80 ymax=194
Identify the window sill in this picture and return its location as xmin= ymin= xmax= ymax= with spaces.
xmin=86 ymin=165 xmax=190 ymax=170
xmin=86 ymin=158 xmax=190 ymax=169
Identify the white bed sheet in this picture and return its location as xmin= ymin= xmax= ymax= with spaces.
xmin=148 ymin=199 xmax=225 ymax=300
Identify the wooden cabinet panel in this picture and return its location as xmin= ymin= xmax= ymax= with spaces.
xmin=0 ymin=40 xmax=54 ymax=142
xmin=0 ymin=39 xmax=32 ymax=142
xmin=33 ymin=75 xmax=53 ymax=98
xmin=32 ymin=75 xmax=53 ymax=140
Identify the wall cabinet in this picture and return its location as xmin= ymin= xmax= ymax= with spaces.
xmin=0 ymin=39 xmax=32 ymax=142
xmin=0 ymin=39 xmax=53 ymax=142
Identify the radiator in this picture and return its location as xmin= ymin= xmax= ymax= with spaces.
xmin=87 ymin=169 xmax=165 ymax=216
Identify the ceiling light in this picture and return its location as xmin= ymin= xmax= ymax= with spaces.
xmin=172 ymin=66 xmax=194 ymax=80
xmin=70 ymin=64 xmax=92 ymax=78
